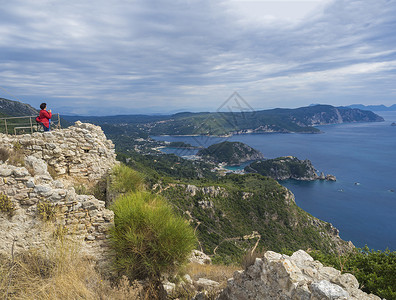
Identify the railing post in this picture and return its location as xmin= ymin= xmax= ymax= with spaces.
xmin=29 ymin=117 xmax=33 ymax=133
xmin=4 ymin=119 xmax=8 ymax=135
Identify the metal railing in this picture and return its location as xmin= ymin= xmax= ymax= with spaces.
xmin=0 ymin=113 xmax=61 ymax=135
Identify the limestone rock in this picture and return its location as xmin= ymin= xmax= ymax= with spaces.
xmin=195 ymin=278 xmax=220 ymax=289
xmin=162 ymin=281 xmax=176 ymax=294
xmin=25 ymin=156 xmax=50 ymax=176
xmin=189 ymin=249 xmax=212 ymax=265
xmin=311 ymin=280 xmax=349 ymax=299
xmin=218 ymin=250 xmax=381 ymax=300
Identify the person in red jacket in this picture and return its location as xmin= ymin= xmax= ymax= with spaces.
xmin=37 ymin=103 xmax=52 ymax=131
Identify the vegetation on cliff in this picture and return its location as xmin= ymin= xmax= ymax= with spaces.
xmin=107 ymin=164 xmax=196 ymax=298
xmin=110 ymin=191 xmax=196 ymax=280
xmin=310 ymin=247 xmax=396 ymax=300
xmin=114 ymin=153 xmax=353 ymax=264
xmin=245 ymin=156 xmax=318 ymax=180
xmin=156 ymin=173 xmax=350 ymax=264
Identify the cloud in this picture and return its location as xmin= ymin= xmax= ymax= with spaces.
xmin=0 ymin=0 xmax=395 ymax=115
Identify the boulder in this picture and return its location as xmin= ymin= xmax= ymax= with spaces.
xmin=189 ymin=250 xmax=212 ymax=265
xmin=218 ymin=250 xmax=381 ymax=300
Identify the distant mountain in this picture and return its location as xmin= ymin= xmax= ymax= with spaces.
xmin=0 ymin=98 xmax=38 ymax=117
xmin=62 ymin=114 xmax=169 ymax=124
xmin=63 ymin=104 xmax=384 ymax=137
xmin=346 ymin=104 xmax=396 ymax=111
xmin=145 ymin=105 xmax=384 ymax=136
xmin=0 ymin=98 xmax=71 ymax=130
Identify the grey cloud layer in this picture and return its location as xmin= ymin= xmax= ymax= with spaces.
xmin=0 ymin=0 xmax=395 ymax=114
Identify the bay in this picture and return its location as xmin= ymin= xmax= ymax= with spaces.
xmin=153 ymin=111 xmax=396 ymax=251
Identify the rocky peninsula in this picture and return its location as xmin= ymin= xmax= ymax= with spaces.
xmin=196 ymin=141 xmax=264 ymax=166
xmin=245 ymin=156 xmax=336 ymax=181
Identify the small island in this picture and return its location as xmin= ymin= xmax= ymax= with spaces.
xmin=196 ymin=141 xmax=264 ymax=166
xmin=391 ymin=122 xmax=396 ymax=126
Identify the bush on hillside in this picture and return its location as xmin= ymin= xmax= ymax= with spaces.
xmin=110 ymin=164 xmax=145 ymax=193
xmin=310 ymin=246 xmax=396 ymax=299
xmin=0 ymin=193 xmax=15 ymax=216
xmin=110 ymin=191 xmax=196 ymax=282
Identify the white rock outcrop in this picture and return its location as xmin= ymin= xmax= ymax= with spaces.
xmin=218 ymin=250 xmax=381 ymax=300
xmin=189 ymin=249 xmax=212 ymax=265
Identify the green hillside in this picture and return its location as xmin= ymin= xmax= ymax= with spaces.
xmin=155 ymin=174 xmax=350 ymax=263
xmin=116 ymin=151 xmax=351 ymax=264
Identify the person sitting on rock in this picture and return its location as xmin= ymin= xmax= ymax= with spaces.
xmin=36 ymin=102 xmax=52 ymax=131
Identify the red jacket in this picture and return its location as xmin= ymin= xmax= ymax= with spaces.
xmin=37 ymin=109 xmax=52 ymax=128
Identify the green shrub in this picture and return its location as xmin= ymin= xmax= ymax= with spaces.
xmin=110 ymin=164 xmax=145 ymax=194
xmin=110 ymin=191 xmax=196 ymax=281
xmin=37 ymin=200 xmax=56 ymax=221
xmin=0 ymin=193 xmax=15 ymax=216
xmin=310 ymin=247 xmax=396 ymax=299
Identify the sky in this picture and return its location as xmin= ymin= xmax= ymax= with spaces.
xmin=0 ymin=0 xmax=395 ymax=115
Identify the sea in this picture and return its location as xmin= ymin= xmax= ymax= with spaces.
xmin=153 ymin=111 xmax=396 ymax=251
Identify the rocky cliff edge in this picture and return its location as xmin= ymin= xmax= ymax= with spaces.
xmin=218 ymin=250 xmax=381 ymax=300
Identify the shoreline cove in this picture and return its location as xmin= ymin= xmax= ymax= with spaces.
xmin=152 ymin=112 xmax=396 ymax=251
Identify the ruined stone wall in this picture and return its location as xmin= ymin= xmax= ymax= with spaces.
xmin=0 ymin=121 xmax=116 ymax=180
xmin=0 ymin=160 xmax=114 ymax=260
xmin=0 ymin=122 xmax=117 ymax=259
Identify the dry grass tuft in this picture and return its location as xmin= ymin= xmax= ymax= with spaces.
xmin=0 ymin=236 xmax=146 ymax=300
xmin=185 ymin=262 xmax=239 ymax=286
xmin=47 ymin=165 xmax=59 ymax=179
xmin=168 ymin=263 xmax=239 ymax=300
xmin=0 ymin=148 xmax=10 ymax=162
xmin=241 ymin=246 xmax=266 ymax=270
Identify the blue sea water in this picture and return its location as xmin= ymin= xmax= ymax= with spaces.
xmin=153 ymin=111 xmax=396 ymax=251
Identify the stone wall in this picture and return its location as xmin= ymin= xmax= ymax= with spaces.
xmin=218 ymin=250 xmax=381 ymax=300
xmin=0 ymin=121 xmax=116 ymax=180
xmin=0 ymin=122 xmax=117 ymax=259
xmin=0 ymin=157 xmax=114 ymax=259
